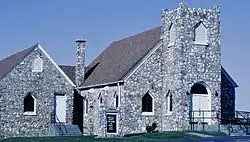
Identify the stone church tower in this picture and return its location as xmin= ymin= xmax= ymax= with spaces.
xmin=161 ymin=3 xmax=221 ymax=129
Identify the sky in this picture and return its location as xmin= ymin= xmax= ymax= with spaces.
xmin=0 ymin=0 xmax=249 ymax=111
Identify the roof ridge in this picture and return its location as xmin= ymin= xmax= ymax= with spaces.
xmin=113 ymin=26 xmax=161 ymax=43
xmin=86 ymin=26 xmax=161 ymax=68
xmin=0 ymin=44 xmax=38 ymax=80
xmin=0 ymin=43 xmax=38 ymax=62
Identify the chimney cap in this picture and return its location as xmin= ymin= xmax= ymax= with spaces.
xmin=75 ymin=38 xmax=86 ymax=43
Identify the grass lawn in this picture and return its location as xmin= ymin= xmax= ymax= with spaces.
xmin=1 ymin=131 xmax=227 ymax=142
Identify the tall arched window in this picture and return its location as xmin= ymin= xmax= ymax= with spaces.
xmin=142 ymin=92 xmax=154 ymax=115
xmin=166 ymin=90 xmax=173 ymax=114
xmin=114 ymin=94 xmax=119 ymax=108
xmin=32 ymin=56 xmax=43 ymax=72
xmin=24 ymin=93 xmax=36 ymax=115
xmin=84 ymin=99 xmax=88 ymax=116
xmin=169 ymin=23 xmax=176 ymax=46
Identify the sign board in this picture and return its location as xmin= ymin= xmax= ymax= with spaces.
xmin=106 ymin=113 xmax=117 ymax=134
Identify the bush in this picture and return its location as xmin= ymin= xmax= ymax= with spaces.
xmin=146 ymin=122 xmax=157 ymax=133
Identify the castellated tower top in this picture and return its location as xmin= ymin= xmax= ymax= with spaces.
xmin=161 ymin=2 xmax=220 ymax=48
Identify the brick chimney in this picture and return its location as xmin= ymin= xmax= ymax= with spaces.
xmin=75 ymin=38 xmax=86 ymax=87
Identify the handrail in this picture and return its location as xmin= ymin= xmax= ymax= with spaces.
xmin=189 ymin=110 xmax=250 ymax=133
xmin=51 ymin=112 xmax=68 ymax=135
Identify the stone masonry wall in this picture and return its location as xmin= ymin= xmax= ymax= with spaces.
xmin=161 ymin=3 xmax=221 ymax=129
xmin=81 ymin=85 xmax=120 ymax=136
xmin=119 ymin=3 xmax=222 ymax=135
xmin=121 ymin=45 xmax=164 ymax=134
xmin=0 ymin=47 xmax=74 ymax=138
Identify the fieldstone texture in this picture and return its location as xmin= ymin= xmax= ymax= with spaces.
xmin=0 ymin=2 xmax=237 ymax=139
xmin=81 ymin=86 xmax=121 ymax=136
xmin=161 ymin=3 xmax=221 ymax=129
xmin=75 ymin=39 xmax=86 ymax=87
xmin=81 ymin=3 xmax=231 ymax=137
xmin=0 ymin=46 xmax=74 ymax=139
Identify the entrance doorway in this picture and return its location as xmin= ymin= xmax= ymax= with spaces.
xmin=54 ymin=94 xmax=66 ymax=123
xmin=190 ymin=83 xmax=211 ymax=124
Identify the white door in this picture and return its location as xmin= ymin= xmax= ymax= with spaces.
xmin=192 ymin=94 xmax=211 ymax=123
xmin=56 ymin=95 xmax=66 ymax=123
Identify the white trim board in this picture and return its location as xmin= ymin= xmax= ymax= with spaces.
xmin=38 ymin=44 xmax=75 ymax=87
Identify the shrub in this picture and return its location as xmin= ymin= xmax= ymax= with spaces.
xmin=146 ymin=122 xmax=157 ymax=133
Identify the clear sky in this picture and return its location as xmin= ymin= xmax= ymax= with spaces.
xmin=0 ymin=0 xmax=249 ymax=111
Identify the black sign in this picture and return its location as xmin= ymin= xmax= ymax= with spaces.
xmin=106 ymin=114 xmax=117 ymax=133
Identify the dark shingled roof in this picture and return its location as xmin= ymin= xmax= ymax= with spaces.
xmin=0 ymin=27 xmax=238 ymax=89
xmin=59 ymin=65 xmax=76 ymax=84
xmin=81 ymin=26 xmax=238 ymax=88
xmin=82 ymin=27 xmax=162 ymax=87
xmin=0 ymin=44 xmax=37 ymax=80
xmin=58 ymin=65 xmax=90 ymax=84
xmin=221 ymin=66 xmax=238 ymax=87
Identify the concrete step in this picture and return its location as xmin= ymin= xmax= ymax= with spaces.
xmin=52 ymin=123 xmax=82 ymax=136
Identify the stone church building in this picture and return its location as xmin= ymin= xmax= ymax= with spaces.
xmin=0 ymin=3 xmax=238 ymax=138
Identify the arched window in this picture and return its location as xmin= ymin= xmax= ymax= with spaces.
xmin=169 ymin=23 xmax=176 ymax=46
xmin=114 ymin=94 xmax=119 ymax=108
xmin=24 ymin=93 xmax=36 ymax=115
xmin=190 ymin=83 xmax=208 ymax=94
xmin=142 ymin=92 xmax=154 ymax=115
xmin=166 ymin=90 xmax=173 ymax=114
xmin=84 ymin=99 xmax=88 ymax=115
xmin=32 ymin=56 xmax=43 ymax=72
xmin=100 ymin=97 xmax=103 ymax=104
xmin=194 ymin=22 xmax=208 ymax=45
xmin=98 ymin=93 xmax=103 ymax=106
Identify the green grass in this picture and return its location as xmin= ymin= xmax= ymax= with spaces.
xmin=1 ymin=131 xmax=228 ymax=142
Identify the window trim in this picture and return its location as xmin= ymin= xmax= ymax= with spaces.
xmin=32 ymin=56 xmax=43 ymax=72
xmin=84 ymin=99 xmax=88 ymax=116
xmin=168 ymin=23 xmax=176 ymax=47
xmin=166 ymin=90 xmax=173 ymax=115
xmin=114 ymin=92 xmax=119 ymax=108
xmin=23 ymin=93 xmax=36 ymax=116
xmin=194 ymin=22 xmax=208 ymax=45
xmin=141 ymin=92 xmax=154 ymax=116
xmin=98 ymin=93 xmax=103 ymax=106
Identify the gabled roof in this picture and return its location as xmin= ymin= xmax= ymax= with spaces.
xmin=221 ymin=66 xmax=238 ymax=87
xmin=82 ymin=27 xmax=162 ymax=87
xmin=0 ymin=27 xmax=238 ymax=89
xmin=81 ymin=26 xmax=238 ymax=88
xmin=0 ymin=44 xmax=75 ymax=86
xmin=59 ymin=65 xmax=89 ymax=84
xmin=0 ymin=44 xmax=37 ymax=80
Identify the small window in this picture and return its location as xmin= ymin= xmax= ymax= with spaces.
xmin=24 ymin=93 xmax=36 ymax=115
xmin=169 ymin=23 xmax=176 ymax=46
xmin=100 ymin=97 xmax=103 ymax=104
xmin=84 ymin=99 xmax=88 ymax=115
xmin=166 ymin=90 xmax=173 ymax=114
xmin=32 ymin=56 xmax=43 ymax=72
xmin=194 ymin=22 xmax=208 ymax=45
xmin=98 ymin=93 xmax=103 ymax=106
xmin=114 ymin=94 xmax=119 ymax=108
xmin=142 ymin=92 xmax=154 ymax=115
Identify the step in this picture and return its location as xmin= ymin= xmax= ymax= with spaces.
xmin=52 ymin=123 xmax=82 ymax=136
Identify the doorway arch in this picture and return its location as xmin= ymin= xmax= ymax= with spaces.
xmin=190 ymin=82 xmax=211 ymax=124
